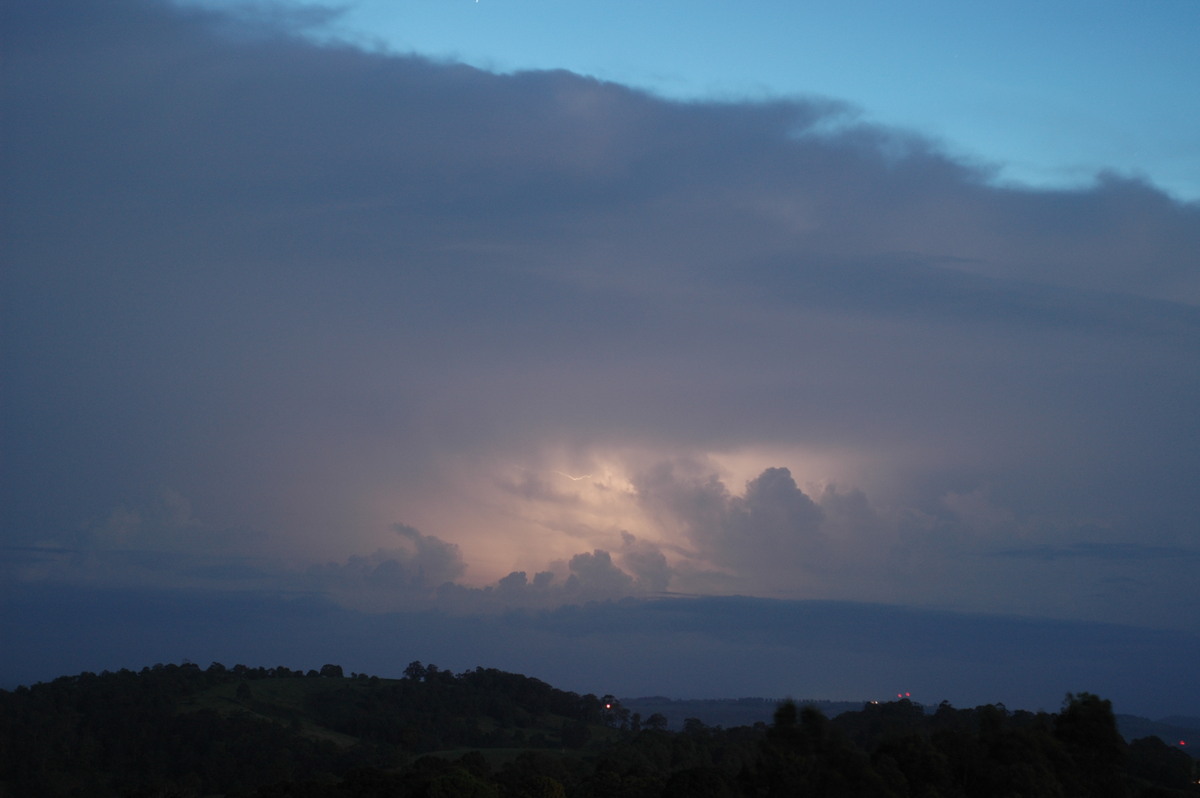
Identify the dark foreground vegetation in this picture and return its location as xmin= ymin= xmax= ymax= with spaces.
xmin=1 ymin=661 xmax=1196 ymax=797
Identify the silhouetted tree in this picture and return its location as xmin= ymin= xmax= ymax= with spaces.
xmin=644 ymin=713 xmax=669 ymax=731
xmin=1055 ymin=692 xmax=1127 ymax=797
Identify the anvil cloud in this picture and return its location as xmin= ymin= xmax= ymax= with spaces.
xmin=2 ymin=0 xmax=1198 ymax=715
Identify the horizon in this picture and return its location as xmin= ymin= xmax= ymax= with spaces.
xmin=5 ymin=588 xmax=1198 ymax=719
xmin=10 ymin=656 xmax=1200 ymax=734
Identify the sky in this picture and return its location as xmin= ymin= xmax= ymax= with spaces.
xmin=2 ymin=0 xmax=1199 ymax=719
xmin=201 ymin=0 xmax=1200 ymax=202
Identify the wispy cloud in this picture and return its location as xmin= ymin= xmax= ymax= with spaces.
xmin=989 ymin=542 xmax=1200 ymax=562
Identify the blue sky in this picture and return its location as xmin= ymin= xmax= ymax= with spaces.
xmin=257 ymin=0 xmax=1200 ymax=201
xmin=2 ymin=0 xmax=1199 ymax=718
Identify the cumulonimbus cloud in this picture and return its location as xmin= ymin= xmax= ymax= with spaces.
xmin=2 ymin=0 xmax=1198 ymax=636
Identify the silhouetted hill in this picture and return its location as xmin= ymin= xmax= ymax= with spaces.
xmin=0 ymin=661 xmax=617 ymax=796
xmin=620 ymin=696 xmax=865 ymax=730
xmin=1118 ymin=714 xmax=1200 ymax=749
xmin=2 ymin=663 xmax=1197 ymax=797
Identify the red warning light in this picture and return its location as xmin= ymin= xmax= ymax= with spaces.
xmin=905 ymin=693 xmax=911 ymax=697
xmin=1180 ymin=740 xmax=1187 ymax=746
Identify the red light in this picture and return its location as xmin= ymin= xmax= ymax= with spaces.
xmin=1180 ymin=740 xmax=1187 ymax=746
xmin=905 ymin=693 xmax=911 ymax=697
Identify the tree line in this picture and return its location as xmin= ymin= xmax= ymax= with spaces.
xmin=0 ymin=661 xmax=1195 ymax=797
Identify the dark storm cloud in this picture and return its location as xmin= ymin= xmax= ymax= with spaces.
xmin=617 ymin=531 xmax=671 ymax=592
xmin=302 ymin=524 xmax=467 ymax=610
xmin=633 ymin=464 xmax=825 ymax=583
xmin=564 ymin=549 xmax=634 ymax=594
xmin=2 ymin=0 xmax=1199 ymax=678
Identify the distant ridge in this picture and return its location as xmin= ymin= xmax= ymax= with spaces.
xmin=2 ymin=662 xmax=1195 ymax=797
xmin=628 ymin=698 xmax=1200 ymax=746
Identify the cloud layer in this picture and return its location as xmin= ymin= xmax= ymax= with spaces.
xmin=3 ymin=0 xmax=1199 ymax=697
